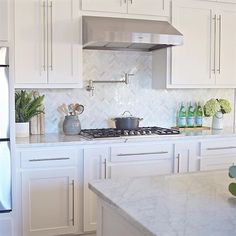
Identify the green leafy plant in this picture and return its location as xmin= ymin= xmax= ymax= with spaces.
xmin=204 ymin=98 xmax=231 ymax=117
xmin=15 ymin=90 xmax=44 ymax=123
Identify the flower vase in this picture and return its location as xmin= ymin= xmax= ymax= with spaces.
xmin=212 ymin=111 xmax=223 ymax=130
xmin=15 ymin=122 xmax=30 ymax=137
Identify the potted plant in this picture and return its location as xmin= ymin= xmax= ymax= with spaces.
xmin=204 ymin=98 xmax=231 ymax=129
xmin=15 ymin=90 xmax=44 ymax=137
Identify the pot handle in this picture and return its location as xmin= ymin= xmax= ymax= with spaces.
xmin=122 ymin=110 xmax=133 ymax=116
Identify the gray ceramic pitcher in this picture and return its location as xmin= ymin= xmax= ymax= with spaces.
xmin=63 ymin=115 xmax=81 ymax=135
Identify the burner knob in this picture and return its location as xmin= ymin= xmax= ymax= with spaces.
xmin=135 ymin=131 xmax=141 ymax=135
xmin=129 ymin=130 xmax=135 ymax=135
xmin=147 ymin=130 xmax=152 ymax=135
xmin=141 ymin=130 xmax=146 ymax=135
xmin=123 ymin=130 xmax=129 ymax=136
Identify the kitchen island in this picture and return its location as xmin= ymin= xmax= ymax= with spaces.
xmin=89 ymin=171 xmax=236 ymax=236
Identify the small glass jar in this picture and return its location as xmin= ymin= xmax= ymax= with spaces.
xmin=63 ymin=115 xmax=81 ymax=135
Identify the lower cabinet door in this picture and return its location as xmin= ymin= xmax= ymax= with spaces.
xmin=22 ymin=168 xmax=77 ymax=236
xmin=0 ymin=218 xmax=12 ymax=236
xmin=83 ymin=147 xmax=109 ymax=232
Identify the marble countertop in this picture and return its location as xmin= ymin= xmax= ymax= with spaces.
xmin=89 ymin=171 xmax=236 ymax=236
xmin=15 ymin=127 xmax=236 ymax=148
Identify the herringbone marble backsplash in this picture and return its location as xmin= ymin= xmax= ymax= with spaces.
xmin=36 ymin=50 xmax=235 ymax=133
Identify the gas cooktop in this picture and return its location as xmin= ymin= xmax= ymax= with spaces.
xmin=80 ymin=127 xmax=180 ymax=139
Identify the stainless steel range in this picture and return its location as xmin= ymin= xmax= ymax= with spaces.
xmin=80 ymin=127 xmax=180 ymax=139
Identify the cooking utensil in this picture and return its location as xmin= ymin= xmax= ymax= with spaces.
xmin=58 ymin=103 xmax=69 ymax=115
xmin=68 ymin=103 xmax=74 ymax=115
xmin=74 ymin=103 xmax=84 ymax=115
xmin=111 ymin=111 xmax=143 ymax=130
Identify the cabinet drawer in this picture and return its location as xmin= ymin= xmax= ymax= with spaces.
xmin=200 ymin=156 xmax=236 ymax=171
xmin=20 ymin=148 xmax=77 ymax=168
xmin=200 ymin=139 xmax=236 ymax=156
xmin=110 ymin=143 xmax=173 ymax=162
xmin=108 ymin=159 xmax=172 ymax=178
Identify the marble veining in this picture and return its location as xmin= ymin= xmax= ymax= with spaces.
xmin=89 ymin=171 xmax=236 ymax=236
xmin=31 ymin=50 xmax=234 ymax=133
xmin=15 ymin=127 xmax=236 ymax=148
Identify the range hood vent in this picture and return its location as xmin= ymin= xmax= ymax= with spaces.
xmin=82 ymin=16 xmax=184 ymax=52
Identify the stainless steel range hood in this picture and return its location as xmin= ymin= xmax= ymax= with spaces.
xmin=82 ymin=16 xmax=183 ymax=52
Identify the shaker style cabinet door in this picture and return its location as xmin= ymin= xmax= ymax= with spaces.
xmin=174 ymin=141 xmax=199 ymax=174
xmin=171 ymin=0 xmax=215 ymax=86
xmin=22 ymin=168 xmax=77 ymax=236
xmin=83 ymin=147 xmax=109 ymax=232
xmin=47 ymin=0 xmax=82 ymax=85
xmin=0 ymin=0 xmax=8 ymax=41
xmin=128 ymin=0 xmax=168 ymax=16
xmin=15 ymin=0 xmax=82 ymax=88
xmin=214 ymin=4 xmax=236 ymax=86
xmin=15 ymin=0 xmax=47 ymax=84
xmin=81 ymin=0 xmax=127 ymax=13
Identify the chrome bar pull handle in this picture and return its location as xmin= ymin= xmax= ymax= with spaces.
xmin=42 ymin=1 xmax=46 ymax=71
xmin=121 ymin=0 xmax=127 ymax=5
xmin=117 ymin=151 xmax=168 ymax=157
xmin=104 ymin=158 xmax=107 ymax=179
xmin=29 ymin=157 xmax=70 ymax=162
xmin=217 ymin=15 xmax=222 ymax=74
xmin=70 ymin=180 xmax=75 ymax=226
xmin=212 ymin=14 xmax=217 ymax=74
xmin=177 ymin=154 xmax=180 ymax=174
xmin=49 ymin=1 xmax=53 ymax=71
xmin=206 ymin=146 xmax=236 ymax=151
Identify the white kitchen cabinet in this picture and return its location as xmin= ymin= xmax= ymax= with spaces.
xmin=22 ymin=168 xmax=77 ymax=236
xmin=81 ymin=0 xmax=168 ymax=17
xmin=83 ymin=147 xmax=109 ymax=232
xmin=0 ymin=0 xmax=8 ymax=42
xmin=17 ymin=147 xmax=79 ymax=236
xmin=200 ymin=138 xmax=236 ymax=170
xmin=174 ymin=141 xmax=200 ymax=174
xmin=0 ymin=218 xmax=12 ymax=236
xmin=82 ymin=0 xmax=127 ymax=13
xmin=109 ymin=143 xmax=173 ymax=178
xmin=214 ymin=3 xmax=236 ymax=85
xmin=206 ymin=0 xmax=236 ymax=3
xmin=153 ymin=0 xmax=236 ymax=88
xmin=83 ymin=143 xmax=173 ymax=232
xmin=127 ymin=0 xmax=167 ymax=16
xmin=14 ymin=0 xmax=82 ymax=88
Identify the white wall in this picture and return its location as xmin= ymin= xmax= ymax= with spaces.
xmin=36 ymin=50 xmax=234 ymax=133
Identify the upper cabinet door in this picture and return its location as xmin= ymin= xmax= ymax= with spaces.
xmin=171 ymin=0 xmax=215 ymax=86
xmin=15 ymin=0 xmax=47 ymax=84
xmin=81 ymin=0 xmax=127 ymax=13
xmin=47 ymin=0 xmax=82 ymax=85
xmin=0 ymin=0 xmax=8 ymax=41
xmin=218 ymin=0 xmax=236 ymax=3
xmin=15 ymin=0 xmax=82 ymax=88
xmin=215 ymin=4 xmax=236 ymax=85
xmin=128 ymin=0 xmax=168 ymax=16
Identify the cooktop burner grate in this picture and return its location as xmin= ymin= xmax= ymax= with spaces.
xmin=80 ymin=127 xmax=180 ymax=138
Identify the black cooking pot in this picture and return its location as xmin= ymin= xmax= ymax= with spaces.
xmin=111 ymin=111 xmax=143 ymax=130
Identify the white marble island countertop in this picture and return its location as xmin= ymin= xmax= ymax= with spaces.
xmin=89 ymin=171 xmax=236 ymax=236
